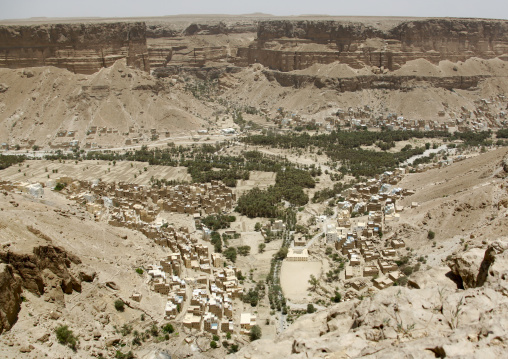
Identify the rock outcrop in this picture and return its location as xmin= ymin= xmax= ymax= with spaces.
xmin=0 ymin=245 xmax=82 ymax=296
xmin=263 ymin=69 xmax=486 ymax=92
xmin=0 ymin=245 xmax=84 ymax=333
xmin=0 ymin=264 xmax=22 ymax=334
xmin=448 ymin=240 xmax=508 ymax=291
xmin=232 ymin=241 xmax=508 ymax=358
xmin=0 ymin=22 xmax=150 ymax=74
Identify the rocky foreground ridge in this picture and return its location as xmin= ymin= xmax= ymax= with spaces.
xmin=231 ymin=239 xmax=508 ymax=358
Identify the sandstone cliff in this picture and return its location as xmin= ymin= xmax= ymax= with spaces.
xmin=263 ymin=69 xmax=486 ymax=92
xmin=236 ymin=18 xmax=508 ymax=71
xmin=0 ymin=22 xmax=150 ymax=74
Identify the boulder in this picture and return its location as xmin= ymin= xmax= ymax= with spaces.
xmin=408 ymin=266 xmax=457 ymax=289
xmin=447 ymin=247 xmax=485 ymax=289
xmin=79 ymin=267 xmax=96 ymax=282
xmin=447 ymin=240 xmax=508 ymax=290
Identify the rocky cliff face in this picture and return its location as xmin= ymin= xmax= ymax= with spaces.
xmin=0 ymin=264 xmax=22 ymax=334
xmin=0 ymin=22 xmax=150 ymax=74
xmin=236 ymin=18 xmax=508 ymax=71
xmin=263 ymin=69 xmax=486 ymax=92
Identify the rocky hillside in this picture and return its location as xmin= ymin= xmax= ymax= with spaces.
xmin=0 ymin=187 xmax=170 ymax=358
xmin=0 ymin=59 xmax=208 ymax=148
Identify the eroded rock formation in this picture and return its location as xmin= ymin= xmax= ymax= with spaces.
xmin=0 ymin=244 xmax=84 ymax=333
xmin=0 ymin=22 xmax=150 ymax=74
xmin=236 ymin=19 xmax=508 ymax=71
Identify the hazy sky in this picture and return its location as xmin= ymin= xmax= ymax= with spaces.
xmin=0 ymin=0 xmax=507 ymax=20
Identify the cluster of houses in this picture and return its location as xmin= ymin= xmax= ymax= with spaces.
xmin=268 ymin=95 xmax=507 ymax=133
xmin=52 ymin=179 xmax=235 ymax=228
xmin=144 ymin=226 xmax=256 ymax=336
xmin=46 ymin=177 xmax=257 ymax=336
xmin=312 ymin=169 xmax=414 ymax=291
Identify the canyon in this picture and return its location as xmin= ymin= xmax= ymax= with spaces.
xmin=0 ymin=13 xmax=507 ymax=359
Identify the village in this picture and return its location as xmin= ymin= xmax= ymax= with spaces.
xmin=0 ymin=143 xmax=472 ymax=345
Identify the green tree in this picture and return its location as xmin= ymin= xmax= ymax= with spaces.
xmin=224 ymin=247 xmax=237 ymax=262
xmin=276 ymin=247 xmax=288 ymax=260
xmin=250 ymin=325 xmax=262 ymax=341
xmin=162 ymin=323 xmax=174 ymax=334
xmin=331 ymin=291 xmax=342 ymax=303
xmin=258 ymin=243 xmax=266 ymax=253
xmin=308 ymin=274 xmax=319 ymax=291
xmin=114 ymin=299 xmax=125 ymax=312
xmin=237 ymin=245 xmax=251 ymax=256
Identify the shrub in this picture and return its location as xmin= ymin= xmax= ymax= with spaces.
xmin=307 ymin=303 xmax=316 ymax=313
xmin=224 ymin=247 xmax=237 ymax=262
xmin=210 ymin=340 xmax=217 ymax=349
xmin=135 ymin=268 xmax=143 ymax=275
xmin=229 ymin=344 xmax=239 ymax=353
xmin=226 ymin=332 xmax=232 ymax=340
xmin=150 ymin=324 xmax=159 ymax=336
xmin=120 ymin=324 xmax=132 ymax=336
xmin=162 ymin=323 xmax=174 ymax=334
xmin=258 ymin=243 xmax=266 ymax=253
xmin=427 ymin=230 xmax=435 ymax=240
xmin=55 ymin=325 xmax=78 ymax=351
xmin=54 ymin=182 xmax=66 ymax=191
xmin=237 ymin=245 xmax=251 ymax=256
xmin=331 ymin=291 xmax=342 ymax=303
xmin=249 ymin=325 xmax=262 ymax=341
xmin=402 ymin=266 xmax=414 ymax=276
xmin=114 ymin=299 xmax=125 ymax=312
xmin=115 ymin=351 xmax=135 ymax=359
xmin=396 ymin=276 xmax=409 ymax=287
xmin=212 ymin=334 xmax=219 ymax=341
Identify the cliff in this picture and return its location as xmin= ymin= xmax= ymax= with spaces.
xmin=0 ymin=22 xmax=150 ymax=74
xmin=263 ymin=69 xmax=487 ymax=92
xmin=0 ymin=264 xmax=22 ymax=334
xmin=235 ymin=18 xmax=508 ymax=71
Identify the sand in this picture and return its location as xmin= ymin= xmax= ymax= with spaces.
xmin=280 ymin=261 xmax=322 ymax=302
